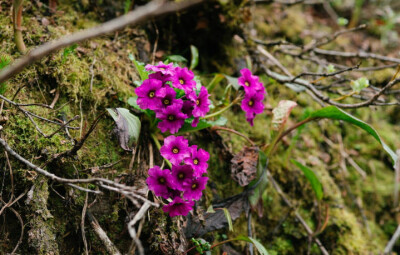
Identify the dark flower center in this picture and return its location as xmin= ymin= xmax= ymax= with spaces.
xmin=193 ymin=158 xmax=199 ymax=165
xmin=163 ymin=99 xmax=170 ymax=105
xmin=179 ymin=78 xmax=185 ymax=85
xmin=158 ymin=177 xmax=166 ymax=184
xmin=191 ymin=183 xmax=198 ymax=190
xmin=172 ymin=148 xmax=179 ymax=154
xmin=245 ymin=81 xmax=250 ymax=86
xmin=178 ymin=173 xmax=184 ymax=179
xmin=196 ymin=99 xmax=200 ymax=105
xmin=168 ymin=115 xmax=175 ymax=121
xmin=248 ymin=100 xmax=254 ymax=106
xmin=148 ymin=91 xmax=155 ymax=98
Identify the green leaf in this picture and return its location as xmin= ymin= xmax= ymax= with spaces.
xmin=206 ymin=73 xmax=225 ymax=92
xmin=0 ymin=55 xmax=11 ymax=95
xmin=0 ymin=55 xmax=11 ymax=69
xmin=127 ymin=96 xmax=141 ymax=111
xmin=221 ymin=208 xmax=233 ymax=232
xmin=291 ymin=159 xmax=323 ymax=200
xmin=62 ymin=44 xmax=78 ymax=64
xmin=337 ymin=17 xmax=349 ymax=26
xmin=308 ymin=106 xmax=398 ymax=165
xmin=165 ymin=55 xmax=187 ymax=63
xmin=127 ymin=96 xmax=154 ymax=119
xmin=249 ymin=151 xmax=269 ymax=208
xmin=207 ymin=116 xmax=227 ymax=126
xmin=350 ymin=77 xmax=369 ymax=93
xmin=225 ymin=75 xmax=240 ymax=90
xmin=107 ymin=108 xmax=141 ymax=151
xmin=176 ymin=118 xmax=212 ymax=134
xmin=326 ymin=64 xmax=336 ymax=73
xmin=190 ymin=45 xmax=199 ymax=70
xmin=129 ymin=54 xmax=148 ymax=80
xmin=235 ymin=236 xmax=269 ymax=255
xmin=124 ymin=0 xmax=131 ymax=13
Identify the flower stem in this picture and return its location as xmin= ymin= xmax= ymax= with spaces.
xmin=150 ymin=133 xmax=172 ymax=169
xmin=267 ymin=117 xmax=316 ymax=156
xmin=203 ymin=97 xmax=240 ymax=119
xmin=211 ymin=126 xmax=255 ymax=146
xmin=13 ymin=0 xmax=26 ymax=54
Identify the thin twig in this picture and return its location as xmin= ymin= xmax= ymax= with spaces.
xmin=81 ymin=191 xmax=89 ymax=255
xmin=0 ymin=0 xmax=204 ymax=84
xmin=267 ymin=170 xmax=329 ymax=255
xmin=87 ymin=211 xmax=122 ymax=255
xmin=384 ymin=224 xmax=400 ymax=254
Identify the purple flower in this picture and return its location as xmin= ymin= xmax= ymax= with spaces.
xmin=160 ymin=135 xmax=190 ymax=165
xmin=183 ymin=176 xmax=208 ymax=200
xmin=156 ymin=86 xmax=183 ymax=109
xmin=145 ymin=61 xmax=175 ymax=76
xmin=184 ymin=145 xmax=209 ymax=177
xmin=156 ymin=104 xmax=187 ymax=134
xmin=171 ymin=67 xmax=196 ymax=93
xmin=188 ymin=86 xmax=210 ymax=118
xmin=162 ymin=197 xmax=194 ymax=217
xmin=146 ymin=166 xmax=172 ymax=199
xmin=245 ymin=112 xmax=256 ymax=127
xmin=191 ymin=117 xmax=200 ymax=127
xmin=135 ymin=79 xmax=163 ymax=110
xmin=149 ymin=72 xmax=172 ymax=86
xmin=171 ymin=165 xmax=194 ymax=191
xmin=182 ymin=100 xmax=194 ymax=118
xmin=238 ymin=68 xmax=264 ymax=93
xmin=241 ymin=90 xmax=265 ymax=126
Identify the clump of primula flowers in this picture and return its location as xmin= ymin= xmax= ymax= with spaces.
xmin=147 ymin=135 xmax=209 ymax=217
xmin=135 ymin=61 xmax=211 ymax=133
xmin=136 ymin=61 xmax=210 ymax=217
xmin=238 ymin=68 xmax=266 ymax=126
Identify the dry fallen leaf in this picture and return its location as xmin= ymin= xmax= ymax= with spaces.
xmin=231 ymin=146 xmax=259 ymax=187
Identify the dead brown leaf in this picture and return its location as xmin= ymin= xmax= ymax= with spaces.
xmin=231 ymin=146 xmax=259 ymax=187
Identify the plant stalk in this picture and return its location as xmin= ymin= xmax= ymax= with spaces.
xmin=13 ymin=0 xmax=26 ymax=54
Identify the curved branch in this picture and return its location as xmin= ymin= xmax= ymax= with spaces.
xmin=0 ymin=0 xmax=204 ymax=84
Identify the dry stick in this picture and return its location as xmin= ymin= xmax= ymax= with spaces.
xmin=257 ymin=45 xmax=326 ymax=107
xmin=46 ymin=112 xmax=106 ymax=164
xmin=0 ymin=0 xmax=204 ymax=84
xmin=0 ymin=137 xmax=156 ymax=208
xmin=263 ymin=66 xmax=400 ymax=108
xmin=393 ymin=150 xmax=400 ymax=208
xmin=289 ymin=63 xmax=361 ymax=83
xmin=302 ymin=24 xmax=367 ymax=53
xmin=4 ymin=150 xmax=14 ymax=200
xmin=384 ymin=224 xmax=400 ymax=254
xmin=0 ymin=191 xmax=26 ymax=216
xmin=89 ymin=58 xmax=96 ymax=93
xmin=87 ymin=211 xmax=122 ymax=255
xmin=313 ymin=48 xmax=400 ymax=64
xmin=81 ymin=191 xmax=89 ymax=255
xmin=9 ymin=207 xmax=24 ymax=255
xmin=45 ymin=115 xmax=79 ymax=138
xmin=0 ymin=94 xmax=79 ymax=130
xmin=128 ymin=201 xmax=151 ymax=255
xmin=267 ymin=170 xmax=329 ymax=255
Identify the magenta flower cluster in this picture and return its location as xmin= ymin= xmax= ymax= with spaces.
xmin=146 ymin=135 xmax=209 ymax=217
xmin=239 ymin=68 xmax=266 ymax=126
xmin=135 ymin=62 xmax=211 ymax=134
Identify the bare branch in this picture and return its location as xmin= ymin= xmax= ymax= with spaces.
xmin=87 ymin=211 xmax=122 ymax=255
xmin=267 ymin=170 xmax=329 ymax=255
xmin=0 ymin=0 xmax=204 ymax=84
